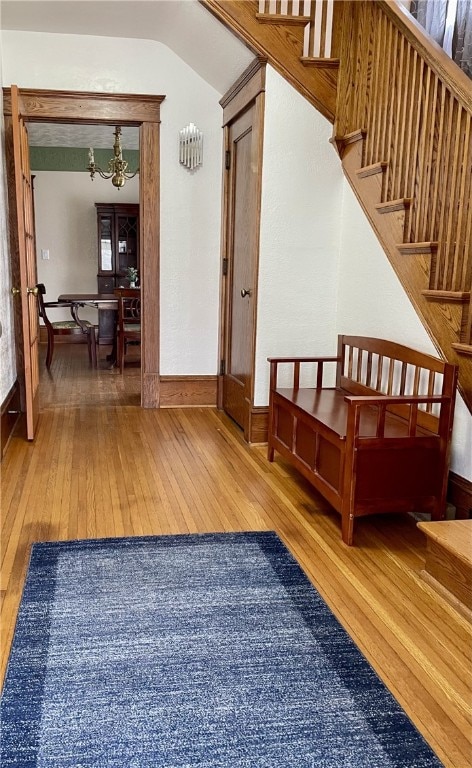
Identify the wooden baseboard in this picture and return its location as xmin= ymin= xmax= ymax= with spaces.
xmin=448 ymin=472 xmax=472 ymax=519
xmin=1 ymin=381 xmax=21 ymax=458
xmin=159 ymin=376 xmax=217 ymax=407
xmin=249 ymin=406 xmax=269 ymax=444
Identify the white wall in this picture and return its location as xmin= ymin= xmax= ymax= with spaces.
xmin=336 ymin=183 xmax=472 ymax=480
xmin=0 ymin=48 xmax=17 ymax=402
xmin=255 ymin=67 xmax=343 ymax=404
xmin=2 ymin=30 xmax=223 ymax=375
xmin=34 ymin=171 xmax=139 ymax=325
xmin=2 ymin=34 xmax=470 ymax=481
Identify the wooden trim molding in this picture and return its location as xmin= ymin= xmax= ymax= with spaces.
xmin=2 ymin=88 xmax=164 ymax=124
xmin=220 ymin=55 xmax=267 ymax=107
xmin=220 ymin=56 xmax=267 ymax=126
xmin=249 ymin=406 xmax=269 ymax=444
xmin=4 ymin=86 xmax=164 ymax=410
xmin=448 ymin=472 xmax=472 ymax=519
xmin=1 ymin=381 xmax=21 ymax=458
xmin=159 ymin=376 xmax=217 ymax=407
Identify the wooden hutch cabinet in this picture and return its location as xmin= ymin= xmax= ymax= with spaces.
xmin=96 ymin=203 xmax=139 ymax=292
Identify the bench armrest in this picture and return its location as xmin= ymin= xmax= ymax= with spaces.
xmin=343 ymin=394 xmax=451 ymax=439
xmin=343 ymin=394 xmax=449 ymax=406
xmin=268 ymin=356 xmax=341 ymax=390
xmin=267 ymin=356 xmax=341 ymax=364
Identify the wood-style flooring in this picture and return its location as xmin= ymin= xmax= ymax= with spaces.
xmin=1 ymin=345 xmax=471 ymax=767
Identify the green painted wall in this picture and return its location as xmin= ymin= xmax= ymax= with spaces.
xmin=30 ymin=146 xmax=139 ymax=173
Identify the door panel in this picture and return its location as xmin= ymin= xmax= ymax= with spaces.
xmin=11 ymin=86 xmax=39 ymax=439
xmin=223 ymin=105 xmax=260 ymax=435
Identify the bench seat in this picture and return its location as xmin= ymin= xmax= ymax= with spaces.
xmin=275 ymin=387 xmax=434 ymax=440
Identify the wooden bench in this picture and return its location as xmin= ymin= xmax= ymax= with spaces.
xmin=267 ymin=335 xmax=458 ymax=545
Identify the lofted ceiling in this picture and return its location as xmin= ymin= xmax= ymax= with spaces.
xmin=1 ymin=1 xmax=255 ymax=148
xmin=0 ymin=0 xmax=255 ymax=95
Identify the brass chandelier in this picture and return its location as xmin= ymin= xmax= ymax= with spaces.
xmin=87 ymin=126 xmax=138 ymax=188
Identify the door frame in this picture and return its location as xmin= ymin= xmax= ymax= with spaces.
xmin=218 ymin=58 xmax=266 ymax=441
xmin=3 ymin=87 xmax=164 ymax=409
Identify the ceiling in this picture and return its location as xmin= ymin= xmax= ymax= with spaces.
xmin=0 ymin=1 xmax=254 ymax=94
xmin=27 ymin=124 xmax=140 ymax=149
xmin=1 ymin=0 xmax=255 ymax=149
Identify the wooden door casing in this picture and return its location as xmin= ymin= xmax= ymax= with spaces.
xmin=224 ymin=106 xmax=258 ymax=433
xmin=3 ymin=87 xmax=163 ymax=411
xmin=220 ymin=60 xmax=265 ymax=440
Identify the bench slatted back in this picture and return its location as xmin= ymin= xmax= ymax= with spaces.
xmin=336 ymin=335 xmax=458 ymax=435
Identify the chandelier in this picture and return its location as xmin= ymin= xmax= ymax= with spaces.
xmin=87 ymin=126 xmax=138 ymax=188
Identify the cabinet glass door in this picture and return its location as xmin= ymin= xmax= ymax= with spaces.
xmin=116 ymin=214 xmax=138 ymax=276
xmin=99 ymin=215 xmax=113 ymax=273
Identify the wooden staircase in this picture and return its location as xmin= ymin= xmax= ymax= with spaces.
xmin=201 ymin=0 xmax=472 ymax=412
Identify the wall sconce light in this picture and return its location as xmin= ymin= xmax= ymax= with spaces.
xmin=179 ymin=123 xmax=203 ymax=171
xmin=87 ymin=126 xmax=139 ymax=189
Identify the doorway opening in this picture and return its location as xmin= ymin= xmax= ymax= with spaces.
xmin=4 ymin=87 xmax=164 ymax=437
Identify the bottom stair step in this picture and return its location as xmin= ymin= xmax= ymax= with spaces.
xmin=417 ymin=520 xmax=472 ymax=621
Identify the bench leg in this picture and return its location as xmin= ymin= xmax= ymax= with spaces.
xmin=341 ymin=512 xmax=355 ymax=546
xmin=431 ymin=497 xmax=446 ymax=522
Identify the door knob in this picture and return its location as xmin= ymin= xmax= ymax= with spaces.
xmin=27 ymin=286 xmax=39 ymax=296
xmin=240 ymin=288 xmax=252 ymax=298
xmin=11 ymin=286 xmax=21 ymax=296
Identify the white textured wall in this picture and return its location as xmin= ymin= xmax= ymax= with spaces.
xmin=34 ymin=171 xmax=138 ymax=325
xmin=2 ymin=34 xmax=470 ymax=481
xmin=0 ymin=49 xmax=17 ymax=402
xmin=2 ymin=30 xmax=223 ymax=375
xmin=254 ymin=67 xmax=343 ymax=404
xmin=336 ymin=183 xmax=472 ymax=480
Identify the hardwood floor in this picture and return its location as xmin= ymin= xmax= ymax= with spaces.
xmin=1 ymin=345 xmax=471 ymax=767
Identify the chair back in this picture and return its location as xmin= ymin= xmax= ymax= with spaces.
xmin=36 ymin=283 xmax=52 ymax=328
xmin=114 ymin=288 xmax=141 ymax=372
xmin=116 ymin=288 xmax=141 ymax=334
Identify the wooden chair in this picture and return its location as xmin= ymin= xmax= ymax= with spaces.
xmin=115 ymin=288 xmax=141 ymax=373
xmin=36 ymin=283 xmax=97 ymax=369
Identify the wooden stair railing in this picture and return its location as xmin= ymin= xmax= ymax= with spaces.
xmin=199 ymin=0 xmax=472 ymax=410
xmin=256 ymin=0 xmax=338 ymax=62
xmin=201 ymin=0 xmax=339 ymax=120
xmin=332 ymin=0 xmax=472 ymax=409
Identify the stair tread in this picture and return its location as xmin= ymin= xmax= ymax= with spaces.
xmin=417 ymin=520 xmax=472 ymax=565
xmin=256 ymin=12 xmax=309 ymax=24
xmin=376 ymin=198 xmax=412 ymax=212
xmin=300 ymin=57 xmax=340 ymax=68
xmin=422 ymin=290 xmax=470 ymax=302
xmin=397 ymin=241 xmax=438 ymax=253
xmin=357 ymin=162 xmax=388 ymax=178
xmin=452 ymin=343 xmax=472 ymax=355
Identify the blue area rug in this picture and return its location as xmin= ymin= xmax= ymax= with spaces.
xmin=1 ymin=532 xmax=443 ymax=767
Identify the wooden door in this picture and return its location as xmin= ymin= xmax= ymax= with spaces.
xmin=10 ymin=86 xmax=40 ymax=439
xmin=222 ymin=103 xmax=262 ymax=437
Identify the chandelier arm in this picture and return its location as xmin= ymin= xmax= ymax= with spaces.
xmin=96 ymin=169 xmax=115 ymax=180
